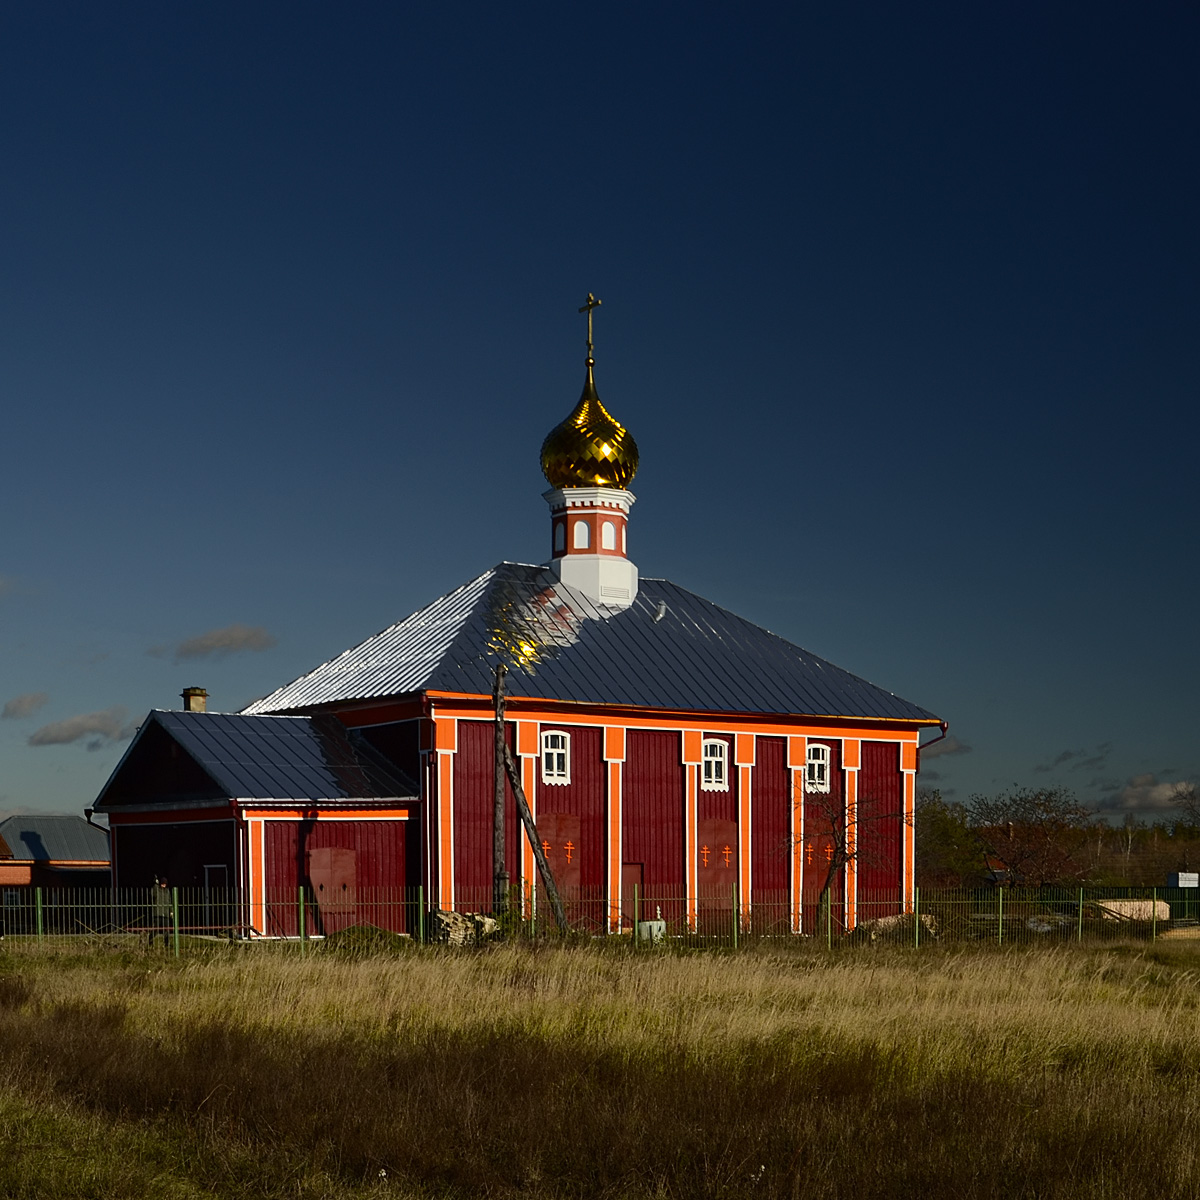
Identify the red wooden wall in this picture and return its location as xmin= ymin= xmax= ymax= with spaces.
xmin=802 ymin=739 xmax=844 ymax=932
xmin=452 ymin=720 xmax=521 ymax=910
xmin=856 ymin=740 xmax=902 ymax=914
xmin=751 ymin=735 xmax=789 ymax=927
xmin=263 ymin=818 xmax=409 ymax=935
xmin=535 ymin=723 xmax=605 ymax=894
xmin=623 ymin=729 xmax=684 ymax=921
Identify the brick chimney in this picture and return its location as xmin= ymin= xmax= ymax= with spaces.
xmin=180 ymin=687 xmax=208 ymax=713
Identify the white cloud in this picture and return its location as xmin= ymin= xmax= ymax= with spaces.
xmin=169 ymin=623 xmax=277 ymax=662
xmin=28 ymin=707 xmax=138 ymax=749
xmin=1096 ymin=773 xmax=1194 ymax=814
xmin=2 ymin=692 xmax=49 ymax=720
xmin=921 ymin=735 xmax=972 ymax=759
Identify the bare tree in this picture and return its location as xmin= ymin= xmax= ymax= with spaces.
xmin=967 ymin=786 xmax=1092 ymax=887
xmin=1171 ymin=783 xmax=1200 ymax=828
xmin=802 ymin=785 xmax=914 ymax=920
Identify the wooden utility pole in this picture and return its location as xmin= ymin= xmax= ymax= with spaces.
xmin=491 ymin=663 xmax=568 ymax=933
xmin=493 ymin=665 xmax=510 ymax=915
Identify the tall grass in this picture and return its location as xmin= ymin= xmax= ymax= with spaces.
xmin=1 ymin=939 xmax=1199 ymax=1198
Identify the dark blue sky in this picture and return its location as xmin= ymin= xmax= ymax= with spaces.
xmin=1 ymin=3 xmax=1196 ymax=818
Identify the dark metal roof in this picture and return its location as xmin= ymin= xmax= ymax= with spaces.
xmin=157 ymin=710 xmax=418 ymax=800
xmin=0 ymin=816 xmax=110 ymax=863
xmin=98 ymin=711 xmax=419 ymax=806
xmin=244 ymin=563 xmax=940 ymax=724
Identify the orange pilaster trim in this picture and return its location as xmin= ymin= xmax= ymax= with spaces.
xmin=517 ymin=719 xmax=539 ymax=759
xmin=903 ymin=770 xmax=916 ymax=912
xmin=434 ymin=716 xmax=457 ymax=753
xmin=842 ymin=738 xmax=861 ymax=771
xmin=682 ymin=729 xmax=702 ymax=765
xmin=249 ymin=819 xmax=264 ymax=937
xmin=522 ymin=753 xmax=537 ymax=912
xmin=735 ymin=733 xmax=756 ymax=767
xmin=845 ymin=769 xmax=858 ymax=931
xmin=787 ymin=735 xmax=807 ymax=770
xmin=902 ymin=740 xmax=918 ymax=772
xmin=790 ymin=770 xmax=804 ymax=934
xmin=437 ymin=751 xmax=454 ymax=911
xmin=739 ymin=764 xmax=752 ymax=924
xmin=607 ymin=760 xmax=623 ymax=932
xmin=604 ymin=725 xmax=626 ymax=762
xmin=686 ymin=762 xmax=698 ymax=931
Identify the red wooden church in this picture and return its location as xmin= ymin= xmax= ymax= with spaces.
xmin=96 ymin=301 xmax=943 ymax=937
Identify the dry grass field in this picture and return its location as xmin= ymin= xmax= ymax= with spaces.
xmin=1 ymin=937 xmax=1199 ymax=1199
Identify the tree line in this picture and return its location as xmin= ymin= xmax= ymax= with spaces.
xmin=916 ymin=785 xmax=1200 ymax=889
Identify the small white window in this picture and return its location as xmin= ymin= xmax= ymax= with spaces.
xmin=573 ymin=521 xmax=590 ymax=549
xmin=805 ymin=744 xmax=831 ymax=793
xmin=701 ymin=739 xmax=728 ymax=791
xmin=541 ymin=730 xmax=570 ymax=785
xmin=601 ymin=520 xmax=616 ymax=550
xmin=554 ymin=521 xmax=565 ymax=552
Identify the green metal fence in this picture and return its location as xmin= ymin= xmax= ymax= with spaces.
xmin=1 ymin=884 xmax=1196 ymax=953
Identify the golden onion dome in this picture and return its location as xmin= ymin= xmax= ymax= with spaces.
xmin=540 ymin=358 xmax=639 ymax=489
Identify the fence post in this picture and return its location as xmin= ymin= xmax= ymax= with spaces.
xmin=1153 ymin=888 xmax=1158 ymax=941
xmin=997 ymin=886 xmax=1003 ymax=947
xmin=35 ymin=887 xmax=44 ymax=944
xmin=633 ymin=884 xmax=640 ymax=952
xmin=298 ymin=886 xmax=306 ymax=954
xmin=914 ymin=887 xmax=920 ymax=949
xmin=826 ymin=891 xmax=832 ymax=951
xmin=1077 ymin=887 xmax=1084 ymax=943
xmin=418 ymin=885 xmax=425 ymax=945
xmin=732 ymin=881 xmax=739 ymax=951
xmin=171 ymin=887 xmax=180 ymax=959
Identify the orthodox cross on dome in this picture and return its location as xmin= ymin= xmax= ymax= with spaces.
xmin=578 ymin=292 xmax=602 ymax=360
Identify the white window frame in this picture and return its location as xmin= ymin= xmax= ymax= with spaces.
xmin=805 ymin=744 xmax=831 ymax=794
xmin=540 ymin=730 xmax=571 ymax=785
xmin=700 ymin=739 xmax=729 ymax=791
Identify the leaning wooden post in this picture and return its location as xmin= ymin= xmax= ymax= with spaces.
xmin=492 ymin=665 xmax=510 ymax=917
xmin=502 ymin=745 xmax=568 ymax=933
xmin=35 ymin=887 xmax=44 ymax=944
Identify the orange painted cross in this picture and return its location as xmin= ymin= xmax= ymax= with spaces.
xmin=542 ymin=839 xmax=551 ymax=857
xmin=805 ymin=842 xmax=813 ymax=865
xmin=722 ymin=845 xmax=732 ymax=867
xmin=700 ymin=844 xmax=710 ymax=867
xmin=564 ymin=840 xmax=575 ymax=864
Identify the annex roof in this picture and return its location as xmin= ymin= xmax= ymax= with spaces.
xmin=96 ymin=710 xmax=419 ymax=809
xmin=0 ymin=815 xmax=110 ymax=864
xmin=243 ymin=563 xmax=940 ymax=724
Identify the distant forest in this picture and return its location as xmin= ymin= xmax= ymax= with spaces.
xmin=916 ymin=785 xmax=1200 ymax=889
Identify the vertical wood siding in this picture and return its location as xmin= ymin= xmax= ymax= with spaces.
xmin=623 ymin=729 xmax=684 ymax=921
xmin=535 ymin=724 xmax=604 ymax=891
xmin=452 ymin=720 xmax=521 ymax=911
xmin=751 ymin=736 xmax=789 ymax=927
xmin=857 ymin=740 xmax=902 ymax=915
xmin=801 ymin=739 xmax=845 ymax=932
xmin=697 ymin=733 xmax=737 ymax=825
xmin=263 ymin=818 xmax=408 ymax=935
